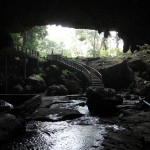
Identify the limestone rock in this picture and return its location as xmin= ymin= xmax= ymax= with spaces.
xmin=46 ymin=85 xmax=68 ymax=96
xmin=99 ymin=61 xmax=134 ymax=90
xmin=26 ymin=75 xmax=46 ymax=93
xmin=86 ymin=88 xmax=123 ymax=116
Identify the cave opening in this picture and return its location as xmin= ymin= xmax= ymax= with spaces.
xmin=0 ymin=1 xmax=150 ymax=149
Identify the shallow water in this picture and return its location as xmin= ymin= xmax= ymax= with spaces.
xmin=4 ymin=96 xmax=124 ymax=150
xmin=7 ymin=121 xmax=106 ymax=150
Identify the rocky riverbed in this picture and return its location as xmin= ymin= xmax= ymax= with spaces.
xmin=0 ymin=93 xmax=149 ymax=150
xmin=1 ymin=51 xmax=150 ymax=149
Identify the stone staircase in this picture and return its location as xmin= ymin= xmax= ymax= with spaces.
xmin=90 ymin=73 xmax=104 ymax=88
xmin=47 ymin=54 xmax=104 ymax=88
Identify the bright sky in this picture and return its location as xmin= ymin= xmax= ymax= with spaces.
xmin=46 ymin=24 xmax=123 ymax=57
xmin=47 ymin=25 xmax=75 ymax=49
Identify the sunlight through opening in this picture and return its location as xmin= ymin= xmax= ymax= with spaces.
xmin=46 ymin=24 xmax=124 ymax=57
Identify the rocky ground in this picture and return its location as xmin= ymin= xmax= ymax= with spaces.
xmin=1 ymin=50 xmax=150 ymax=149
xmin=0 ymin=92 xmax=150 ymax=150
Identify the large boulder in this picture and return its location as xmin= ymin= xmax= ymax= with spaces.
xmin=99 ymin=60 xmax=134 ymax=90
xmin=86 ymin=88 xmax=123 ymax=116
xmin=44 ymin=65 xmax=61 ymax=86
xmin=59 ymin=71 xmax=84 ymax=94
xmin=0 ymin=113 xmax=25 ymax=143
xmin=17 ymin=95 xmax=42 ymax=117
xmin=0 ymin=100 xmax=13 ymax=113
xmin=25 ymin=75 xmax=46 ymax=93
xmin=46 ymin=84 xmax=68 ymax=96
xmin=61 ymin=79 xmax=82 ymax=94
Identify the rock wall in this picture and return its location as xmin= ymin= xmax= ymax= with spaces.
xmin=0 ymin=0 xmax=150 ymax=51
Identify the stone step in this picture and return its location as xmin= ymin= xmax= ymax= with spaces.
xmin=91 ymin=84 xmax=103 ymax=86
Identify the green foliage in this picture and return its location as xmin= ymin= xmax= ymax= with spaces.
xmin=99 ymin=50 xmax=109 ymax=57
xmin=33 ymin=73 xmax=43 ymax=80
xmin=62 ymin=69 xmax=69 ymax=75
xmin=11 ymin=26 xmax=124 ymax=59
xmin=141 ymin=49 xmax=150 ymax=54
xmin=78 ymin=36 xmax=86 ymax=41
xmin=76 ymin=29 xmax=104 ymax=57
xmin=69 ymin=57 xmax=76 ymax=61
xmin=11 ymin=26 xmax=48 ymax=50
xmin=114 ymin=49 xmax=132 ymax=59
xmin=11 ymin=33 xmax=23 ymax=45
xmin=24 ymin=26 xmax=48 ymax=50
xmin=38 ymin=39 xmax=60 ymax=54
xmin=50 ymin=64 xmax=58 ymax=69
xmin=126 ymin=49 xmax=132 ymax=55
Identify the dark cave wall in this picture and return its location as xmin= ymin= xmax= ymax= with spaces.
xmin=0 ymin=52 xmax=39 ymax=94
xmin=0 ymin=0 xmax=150 ymax=51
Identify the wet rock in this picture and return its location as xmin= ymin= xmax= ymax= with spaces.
xmin=102 ymin=128 xmax=143 ymax=150
xmin=46 ymin=85 xmax=68 ymax=96
xmin=0 ymin=100 xmax=13 ymax=113
xmin=29 ymin=97 xmax=86 ymax=121
xmin=0 ymin=113 xmax=25 ymax=143
xmin=86 ymin=88 xmax=123 ymax=116
xmin=12 ymin=95 xmax=42 ymax=118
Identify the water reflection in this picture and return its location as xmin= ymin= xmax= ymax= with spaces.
xmin=8 ymin=121 xmax=106 ymax=150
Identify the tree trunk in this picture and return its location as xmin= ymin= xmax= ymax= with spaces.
xmin=22 ymin=31 xmax=27 ymax=48
xmin=93 ymin=31 xmax=97 ymax=57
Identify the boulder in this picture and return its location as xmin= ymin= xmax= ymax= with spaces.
xmin=10 ymin=84 xmax=23 ymax=94
xmin=0 ymin=113 xmax=25 ymax=143
xmin=99 ymin=61 xmax=134 ymax=90
xmin=45 ymin=65 xmax=60 ymax=78
xmin=86 ymin=86 xmax=96 ymax=98
xmin=46 ymin=85 xmax=68 ymax=96
xmin=61 ymin=79 xmax=82 ymax=94
xmin=26 ymin=75 xmax=46 ymax=93
xmin=17 ymin=95 xmax=42 ymax=117
xmin=0 ymin=100 xmax=13 ymax=113
xmin=86 ymin=88 xmax=123 ymax=116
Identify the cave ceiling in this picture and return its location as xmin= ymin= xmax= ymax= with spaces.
xmin=0 ymin=0 xmax=150 ymax=51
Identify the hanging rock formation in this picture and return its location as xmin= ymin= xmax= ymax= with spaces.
xmin=0 ymin=0 xmax=150 ymax=51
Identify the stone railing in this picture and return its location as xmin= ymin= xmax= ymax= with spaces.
xmin=47 ymin=54 xmax=102 ymax=82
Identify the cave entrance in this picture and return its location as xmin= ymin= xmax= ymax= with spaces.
xmin=11 ymin=24 xmax=124 ymax=58
xmin=1 ymin=24 xmax=124 ymax=94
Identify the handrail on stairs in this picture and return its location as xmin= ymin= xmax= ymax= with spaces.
xmin=47 ymin=54 xmax=91 ymax=81
xmin=47 ymin=54 xmax=102 ymax=83
xmin=13 ymin=42 xmax=39 ymax=58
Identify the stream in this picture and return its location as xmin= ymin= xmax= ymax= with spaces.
xmin=2 ymin=96 xmax=124 ymax=150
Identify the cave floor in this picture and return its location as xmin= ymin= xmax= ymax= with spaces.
xmin=3 ymin=94 xmax=150 ymax=150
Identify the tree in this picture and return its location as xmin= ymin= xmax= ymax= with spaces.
xmin=11 ymin=26 xmax=48 ymax=50
xmin=75 ymin=29 xmax=102 ymax=57
xmin=38 ymin=39 xmax=59 ymax=54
